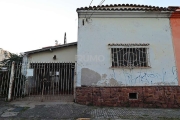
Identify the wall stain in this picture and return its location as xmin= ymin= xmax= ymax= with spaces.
xmin=81 ymin=68 xmax=101 ymax=86
xmin=102 ymin=74 xmax=107 ymax=79
xmin=109 ymin=78 xmax=119 ymax=86
xmin=81 ymin=66 xmax=177 ymax=86
xmin=97 ymin=73 xmax=124 ymax=86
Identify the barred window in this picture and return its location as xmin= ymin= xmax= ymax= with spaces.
xmin=109 ymin=43 xmax=150 ymax=68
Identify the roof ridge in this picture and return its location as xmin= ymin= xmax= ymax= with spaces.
xmin=77 ymin=3 xmax=177 ymax=11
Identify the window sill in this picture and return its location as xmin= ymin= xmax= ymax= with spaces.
xmin=109 ymin=66 xmax=151 ymax=69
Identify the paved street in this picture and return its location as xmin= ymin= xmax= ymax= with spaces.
xmin=0 ymin=101 xmax=180 ymax=120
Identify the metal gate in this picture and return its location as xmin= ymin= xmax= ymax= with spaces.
xmin=24 ymin=62 xmax=75 ymax=101
xmin=0 ymin=63 xmax=12 ymax=100
xmin=0 ymin=62 xmax=75 ymax=102
xmin=0 ymin=62 xmax=26 ymax=101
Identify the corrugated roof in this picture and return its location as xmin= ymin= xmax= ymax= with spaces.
xmin=77 ymin=4 xmax=177 ymax=11
xmin=25 ymin=42 xmax=77 ymax=54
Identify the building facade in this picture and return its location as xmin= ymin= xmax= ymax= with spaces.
xmin=77 ymin=5 xmax=178 ymax=87
xmin=22 ymin=42 xmax=77 ymax=101
xmin=75 ymin=4 xmax=180 ymax=108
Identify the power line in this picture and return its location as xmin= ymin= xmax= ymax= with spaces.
xmin=99 ymin=0 xmax=105 ymax=6
xmin=89 ymin=0 xmax=94 ymax=6
xmin=88 ymin=0 xmax=105 ymax=19
xmin=85 ymin=0 xmax=94 ymax=19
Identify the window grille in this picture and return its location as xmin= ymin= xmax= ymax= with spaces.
xmin=109 ymin=43 xmax=150 ymax=68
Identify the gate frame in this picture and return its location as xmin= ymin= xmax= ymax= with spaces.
xmin=7 ymin=61 xmax=15 ymax=101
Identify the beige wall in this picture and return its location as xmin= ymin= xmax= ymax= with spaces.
xmin=27 ymin=45 xmax=77 ymax=63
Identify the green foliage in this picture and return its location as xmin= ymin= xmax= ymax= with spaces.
xmin=0 ymin=53 xmax=23 ymax=66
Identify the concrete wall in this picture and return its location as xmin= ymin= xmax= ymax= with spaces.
xmin=77 ymin=16 xmax=178 ymax=86
xmin=170 ymin=10 xmax=180 ymax=85
xmin=27 ymin=45 xmax=77 ymax=63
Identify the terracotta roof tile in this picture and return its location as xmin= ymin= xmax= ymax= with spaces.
xmin=77 ymin=4 xmax=177 ymax=11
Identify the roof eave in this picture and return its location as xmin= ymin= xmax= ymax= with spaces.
xmin=77 ymin=11 xmax=172 ymax=18
xmin=25 ymin=42 xmax=77 ymax=55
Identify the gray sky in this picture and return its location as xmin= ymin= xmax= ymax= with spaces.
xmin=0 ymin=0 xmax=179 ymax=54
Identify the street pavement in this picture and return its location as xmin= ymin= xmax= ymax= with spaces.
xmin=0 ymin=101 xmax=180 ymax=120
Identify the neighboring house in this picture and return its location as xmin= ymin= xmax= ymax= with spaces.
xmin=75 ymin=4 xmax=180 ymax=108
xmin=22 ymin=42 xmax=77 ymax=101
xmin=170 ymin=7 xmax=180 ymax=87
xmin=23 ymin=42 xmax=77 ymax=63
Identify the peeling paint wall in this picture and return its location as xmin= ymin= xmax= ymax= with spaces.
xmin=170 ymin=10 xmax=180 ymax=85
xmin=81 ymin=68 xmax=101 ymax=86
xmin=77 ymin=16 xmax=178 ymax=86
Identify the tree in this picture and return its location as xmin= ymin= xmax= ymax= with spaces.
xmin=0 ymin=53 xmax=23 ymax=66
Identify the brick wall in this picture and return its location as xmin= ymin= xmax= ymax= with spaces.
xmin=75 ymin=86 xmax=180 ymax=108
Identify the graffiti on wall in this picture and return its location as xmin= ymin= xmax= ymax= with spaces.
xmin=77 ymin=61 xmax=178 ymax=86
xmin=121 ymin=66 xmax=177 ymax=85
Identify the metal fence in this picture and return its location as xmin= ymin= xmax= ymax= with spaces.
xmin=25 ymin=62 xmax=75 ymax=101
xmin=0 ymin=62 xmax=12 ymax=100
xmin=0 ymin=62 xmax=75 ymax=102
xmin=11 ymin=62 xmax=26 ymax=100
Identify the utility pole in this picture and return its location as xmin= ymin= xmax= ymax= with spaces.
xmin=64 ymin=32 xmax=67 ymax=44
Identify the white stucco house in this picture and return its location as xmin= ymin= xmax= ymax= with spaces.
xmin=76 ymin=4 xmax=178 ymax=87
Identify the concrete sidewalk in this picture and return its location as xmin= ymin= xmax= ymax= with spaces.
xmin=0 ymin=101 xmax=180 ymax=120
